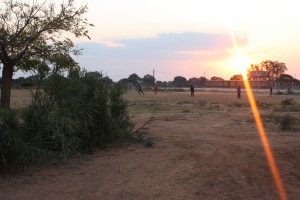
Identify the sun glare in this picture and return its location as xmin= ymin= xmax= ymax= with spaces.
xmin=230 ymin=53 xmax=249 ymax=78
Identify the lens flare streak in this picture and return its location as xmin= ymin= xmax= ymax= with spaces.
xmin=243 ymin=79 xmax=288 ymax=200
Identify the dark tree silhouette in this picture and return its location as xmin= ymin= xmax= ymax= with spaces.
xmin=0 ymin=0 xmax=93 ymax=109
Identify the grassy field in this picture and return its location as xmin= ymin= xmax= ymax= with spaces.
xmin=10 ymin=89 xmax=32 ymax=109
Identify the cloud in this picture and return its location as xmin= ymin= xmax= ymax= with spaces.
xmin=116 ymin=32 xmax=248 ymax=52
xmin=73 ymin=32 xmax=249 ymax=81
xmin=78 ymin=32 xmax=248 ymax=58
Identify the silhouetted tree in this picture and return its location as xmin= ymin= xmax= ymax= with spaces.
xmin=173 ymin=76 xmax=187 ymax=87
xmin=211 ymin=76 xmax=224 ymax=81
xmin=247 ymin=60 xmax=287 ymax=81
xmin=142 ymin=74 xmax=155 ymax=87
xmin=230 ymin=74 xmax=243 ymax=80
xmin=128 ymin=73 xmax=141 ymax=87
xmin=0 ymin=0 xmax=93 ymax=109
xmin=87 ymin=71 xmax=103 ymax=79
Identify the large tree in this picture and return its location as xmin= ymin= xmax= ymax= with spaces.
xmin=142 ymin=74 xmax=155 ymax=87
xmin=0 ymin=0 xmax=93 ymax=109
xmin=247 ymin=60 xmax=287 ymax=81
xmin=173 ymin=76 xmax=187 ymax=87
xmin=128 ymin=73 xmax=141 ymax=86
xmin=230 ymin=74 xmax=243 ymax=80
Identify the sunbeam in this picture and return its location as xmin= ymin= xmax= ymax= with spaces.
xmin=243 ymin=79 xmax=288 ymax=200
xmin=229 ymin=29 xmax=288 ymax=200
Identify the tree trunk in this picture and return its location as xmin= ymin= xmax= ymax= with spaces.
xmin=1 ymin=64 xmax=14 ymax=110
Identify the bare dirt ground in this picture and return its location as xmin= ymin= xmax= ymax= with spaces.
xmin=1 ymin=89 xmax=300 ymax=200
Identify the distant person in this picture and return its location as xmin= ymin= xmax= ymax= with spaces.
xmin=269 ymin=86 xmax=273 ymax=97
xmin=154 ymin=82 xmax=158 ymax=95
xmin=137 ymin=83 xmax=144 ymax=95
xmin=237 ymin=85 xmax=241 ymax=99
xmin=190 ymin=84 xmax=195 ymax=97
xmin=287 ymin=86 xmax=293 ymax=94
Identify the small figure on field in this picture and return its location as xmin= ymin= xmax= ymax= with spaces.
xmin=269 ymin=86 xmax=273 ymax=97
xmin=137 ymin=83 xmax=144 ymax=95
xmin=287 ymin=86 xmax=293 ymax=95
xmin=153 ymin=82 xmax=158 ymax=95
xmin=237 ymin=85 xmax=241 ymax=99
xmin=190 ymin=84 xmax=195 ymax=97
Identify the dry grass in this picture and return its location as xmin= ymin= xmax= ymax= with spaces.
xmin=10 ymin=89 xmax=32 ymax=109
xmin=10 ymin=88 xmax=300 ymax=132
xmin=125 ymin=89 xmax=300 ymax=132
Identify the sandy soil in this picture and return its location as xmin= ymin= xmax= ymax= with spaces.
xmin=1 ymin=90 xmax=300 ymax=200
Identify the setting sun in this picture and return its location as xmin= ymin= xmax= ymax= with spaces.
xmin=230 ymin=53 xmax=250 ymax=78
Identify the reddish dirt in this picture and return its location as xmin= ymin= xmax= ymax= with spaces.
xmin=1 ymin=90 xmax=300 ymax=200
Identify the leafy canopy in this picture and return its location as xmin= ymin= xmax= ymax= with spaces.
xmin=0 ymin=0 xmax=93 ymax=71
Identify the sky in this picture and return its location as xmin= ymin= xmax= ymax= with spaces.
xmin=16 ymin=0 xmax=300 ymax=81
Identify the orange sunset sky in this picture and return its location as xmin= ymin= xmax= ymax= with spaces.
xmin=23 ymin=0 xmax=300 ymax=81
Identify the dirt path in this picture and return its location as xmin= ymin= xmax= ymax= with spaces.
xmin=1 ymin=91 xmax=300 ymax=200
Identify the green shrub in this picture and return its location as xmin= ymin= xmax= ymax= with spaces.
xmin=0 ymin=110 xmax=29 ymax=170
xmin=1 ymin=68 xmax=134 ymax=170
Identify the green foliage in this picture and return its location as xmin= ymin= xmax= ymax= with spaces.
xmin=0 ymin=69 xmax=133 ymax=170
xmin=0 ymin=0 xmax=93 ymax=109
xmin=0 ymin=110 xmax=29 ymax=170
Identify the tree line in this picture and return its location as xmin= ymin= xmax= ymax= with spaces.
xmin=116 ymin=60 xmax=297 ymax=89
xmin=3 ymin=59 xmax=298 ymax=91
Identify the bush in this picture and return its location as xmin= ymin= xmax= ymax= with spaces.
xmin=0 ymin=68 xmax=134 ymax=170
xmin=0 ymin=110 xmax=29 ymax=170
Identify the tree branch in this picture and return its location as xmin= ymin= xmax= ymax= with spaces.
xmin=131 ymin=117 xmax=154 ymax=134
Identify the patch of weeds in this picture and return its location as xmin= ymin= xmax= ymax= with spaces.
xmin=233 ymin=102 xmax=243 ymax=107
xmin=131 ymin=127 xmax=149 ymax=143
xmin=289 ymin=105 xmax=300 ymax=112
xmin=198 ymin=100 xmax=207 ymax=107
xmin=182 ymin=108 xmax=190 ymax=113
xmin=130 ymin=127 xmax=155 ymax=147
xmin=177 ymin=100 xmax=191 ymax=105
xmin=279 ymin=114 xmax=295 ymax=131
xmin=208 ymin=104 xmax=221 ymax=110
xmin=281 ymin=104 xmax=300 ymax=112
xmin=281 ymin=98 xmax=295 ymax=105
xmin=261 ymin=112 xmax=280 ymax=124
xmin=275 ymin=99 xmax=300 ymax=112
xmin=256 ymin=100 xmax=271 ymax=109
xmin=144 ymin=137 xmax=155 ymax=148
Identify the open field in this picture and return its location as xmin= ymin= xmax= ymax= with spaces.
xmin=1 ymin=89 xmax=300 ymax=200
